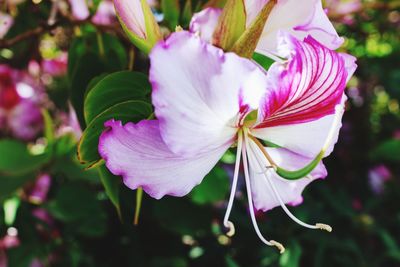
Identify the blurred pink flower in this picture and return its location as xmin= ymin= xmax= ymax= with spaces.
xmin=57 ymin=104 xmax=82 ymax=139
xmin=29 ymin=259 xmax=44 ymax=267
xmin=41 ymin=53 xmax=68 ymax=77
xmin=69 ymin=0 xmax=117 ymax=25
xmin=32 ymin=208 xmax=54 ymax=226
xmin=92 ymin=0 xmax=117 ymax=25
xmin=28 ymin=174 xmax=52 ymax=204
xmin=0 ymin=65 xmax=43 ymax=141
xmin=0 ymin=230 xmax=20 ymax=267
xmin=0 ymin=12 xmax=13 ymax=39
xmin=325 ymin=0 xmax=361 ymax=25
xmin=69 ymin=0 xmax=90 ymax=20
xmin=368 ymin=165 xmax=392 ymax=195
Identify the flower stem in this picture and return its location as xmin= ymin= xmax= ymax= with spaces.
xmin=133 ymin=187 xmax=143 ymax=225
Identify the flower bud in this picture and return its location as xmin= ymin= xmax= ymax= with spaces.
xmin=114 ymin=0 xmax=162 ymax=53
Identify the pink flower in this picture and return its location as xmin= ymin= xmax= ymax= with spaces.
xmin=0 ymin=12 xmax=13 ymax=39
xmin=27 ymin=174 xmax=52 ymax=204
xmin=69 ymin=0 xmax=90 ymax=20
xmin=41 ymin=53 xmax=68 ymax=77
xmin=0 ymin=65 xmax=43 ymax=141
xmin=99 ymin=31 xmax=356 ymax=251
xmin=92 ymin=0 xmax=117 ymax=25
xmin=0 ymin=230 xmax=20 ymax=267
xmin=325 ymin=0 xmax=361 ymax=25
xmin=190 ymin=0 xmax=343 ymax=58
xmin=368 ymin=165 xmax=392 ymax=195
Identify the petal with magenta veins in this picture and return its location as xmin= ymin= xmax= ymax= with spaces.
xmin=98 ymin=119 xmax=231 ymax=199
xmin=246 ymin=138 xmax=327 ymax=211
xmin=256 ymin=34 xmax=350 ymax=128
xmin=150 ymin=31 xmax=267 ymax=157
xmin=190 ymin=8 xmax=222 ymax=43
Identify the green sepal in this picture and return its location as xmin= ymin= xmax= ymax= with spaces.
xmin=212 ymin=0 xmax=246 ymax=50
xmin=231 ymin=0 xmax=276 ymax=58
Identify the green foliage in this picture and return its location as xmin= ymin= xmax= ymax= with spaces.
xmin=371 ymin=139 xmax=400 ymax=162
xmin=252 ymin=52 xmax=275 ymax=71
xmin=190 ymin=166 xmax=230 ymax=205
xmin=83 ymin=71 xmax=151 ymax=124
xmin=162 ymin=0 xmax=181 ymax=29
xmin=46 ymin=183 xmax=107 ymax=237
xmin=68 ymin=33 xmax=128 ymax=128
xmin=0 ymin=139 xmax=50 ymax=176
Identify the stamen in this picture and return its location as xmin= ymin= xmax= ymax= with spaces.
xmin=223 ymin=131 xmax=243 ymax=237
xmin=225 ymin=221 xmax=235 ymax=237
xmin=315 ymin=223 xmax=332 ymax=232
xmin=242 ymin=133 xmax=285 ymax=253
xmin=248 ymin=135 xmax=278 ymax=168
xmin=257 ymin=165 xmax=276 ymax=175
xmin=248 ymin=139 xmax=333 ymax=233
xmin=269 ymin=240 xmax=286 ymax=254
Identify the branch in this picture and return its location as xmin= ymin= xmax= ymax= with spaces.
xmin=0 ymin=18 xmax=127 ymax=49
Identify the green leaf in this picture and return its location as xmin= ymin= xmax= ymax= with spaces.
xmin=41 ymin=108 xmax=55 ymax=143
xmin=78 ymin=100 xmax=152 ymax=164
xmin=371 ymin=139 xmax=400 ymax=162
xmin=46 ymin=183 xmax=106 ymax=237
xmin=0 ymin=140 xmax=50 ymax=176
xmin=0 ymin=174 xmax=33 ymax=202
xmin=190 ymin=166 xmax=230 ymax=205
xmin=279 ymin=241 xmax=302 ymax=267
xmin=68 ymin=33 xmax=128 ymax=129
xmin=84 ymin=71 xmax=151 ymax=125
xmin=181 ymin=0 xmax=193 ymax=27
xmin=252 ymin=52 xmax=275 ymax=71
xmin=97 ymin=163 xmax=121 ymax=213
xmin=232 ymin=0 xmax=276 ymax=58
xmin=162 ymin=0 xmax=180 ymax=29
xmin=153 ymin=197 xmax=213 ymax=235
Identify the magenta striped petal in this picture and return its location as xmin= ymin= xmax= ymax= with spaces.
xmin=255 ymin=34 xmax=350 ymax=128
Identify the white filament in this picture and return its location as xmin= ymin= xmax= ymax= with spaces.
xmin=223 ymin=131 xmax=243 ymax=236
xmin=242 ymin=133 xmax=285 ymax=253
xmin=248 ymin=138 xmax=332 ymax=232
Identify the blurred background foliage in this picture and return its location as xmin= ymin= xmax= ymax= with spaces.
xmin=0 ymin=0 xmax=400 ymax=266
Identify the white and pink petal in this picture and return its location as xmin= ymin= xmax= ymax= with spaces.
xmin=150 ymin=31 xmax=267 ymax=157
xmin=251 ymin=101 xmax=345 ymax=158
xmin=189 ymin=8 xmax=222 ymax=43
xmin=256 ymin=0 xmax=343 ymax=56
xmin=246 ymin=138 xmax=327 ymax=211
xmin=99 ymin=119 xmax=230 ymax=199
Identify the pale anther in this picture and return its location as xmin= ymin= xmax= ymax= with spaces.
xmin=225 ymin=221 xmax=235 ymax=237
xmin=315 ymin=223 xmax=332 ymax=232
xmin=269 ymin=240 xmax=285 ymax=254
